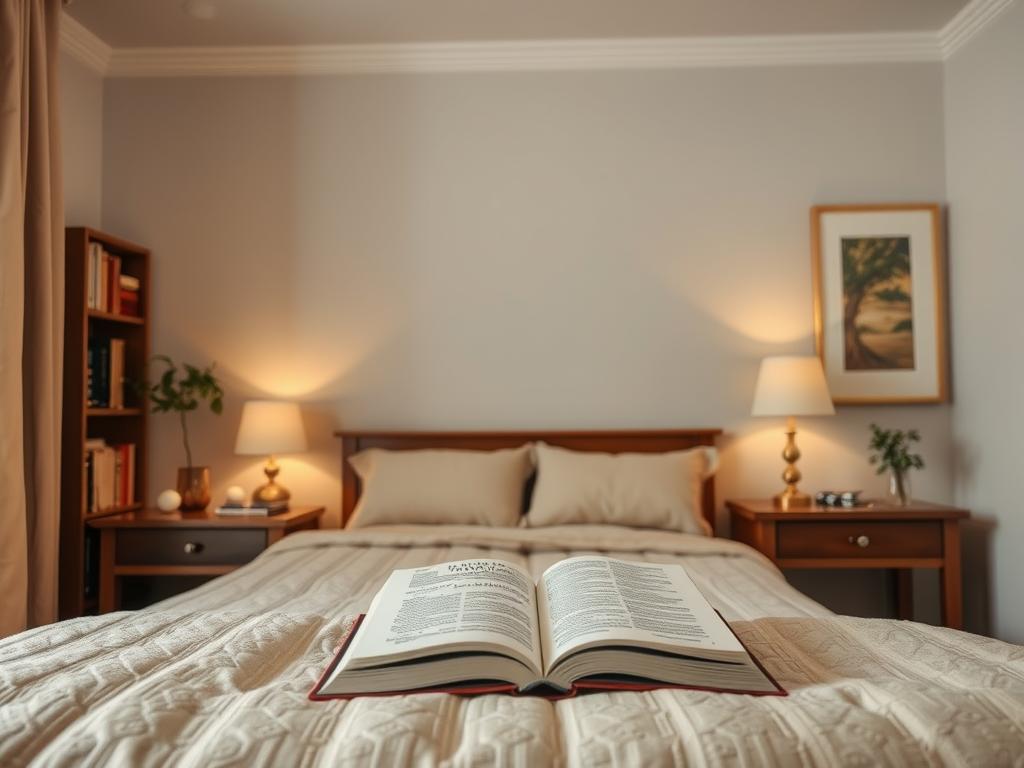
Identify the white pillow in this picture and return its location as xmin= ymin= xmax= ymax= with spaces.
xmin=347 ymin=446 xmax=533 ymax=528
xmin=524 ymin=443 xmax=717 ymax=535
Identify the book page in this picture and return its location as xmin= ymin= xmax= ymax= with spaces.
xmin=344 ymin=558 xmax=543 ymax=673
xmin=538 ymin=556 xmax=743 ymax=672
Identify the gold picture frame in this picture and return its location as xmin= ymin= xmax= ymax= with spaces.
xmin=811 ymin=203 xmax=947 ymax=405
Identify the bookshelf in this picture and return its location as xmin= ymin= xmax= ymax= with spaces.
xmin=59 ymin=227 xmax=150 ymax=619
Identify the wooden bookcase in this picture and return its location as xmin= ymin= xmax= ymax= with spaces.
xmin=59 ymin=227 xmax=150 ymax=619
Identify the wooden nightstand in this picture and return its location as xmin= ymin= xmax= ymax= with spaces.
xmin=726 ymin=499 xmax=969 ymax=629
xmin=88 ymin=505 xmax=325 ymax=612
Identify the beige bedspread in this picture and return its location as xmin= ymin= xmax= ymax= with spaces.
xmin=2 ymin=525 xmax=1024 ymax=767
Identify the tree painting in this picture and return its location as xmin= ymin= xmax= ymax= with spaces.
xmin=841 ymin=236 xmax=915 ymax=370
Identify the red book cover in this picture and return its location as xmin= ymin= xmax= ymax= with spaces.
xmin=120 ymin=289 xmax=140 ymax=317
xmin=308 ymin=613 xmax=786 ymax=701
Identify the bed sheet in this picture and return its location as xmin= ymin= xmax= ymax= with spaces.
xmin=2 ymin=525 xmax=1023 ymax=767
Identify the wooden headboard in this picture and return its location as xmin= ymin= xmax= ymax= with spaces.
xmin=334 ymin=429 xmax=723 ymax=532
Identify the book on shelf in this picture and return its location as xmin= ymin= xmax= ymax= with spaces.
xmin=87 ymin=242 xmax=141 ymax=316
xmin=119 ymin=274 xmax=141 ymax=316
xmin=110 ymin=338 xmax=124 ymax=408
xmin=215 ymin=500 xmax=289 ymax=516
xmin=87 ymin=336 xmax=127 ymax=409
xmin=310 ymin=555 xmax=784 ymax=700
xmin=86 ymin=342 xmax=97 ymax=407
xmin=85 ymin=440 xmax=135 ymax=514
xmin=87 ymin=242 xmax=98 ymax=310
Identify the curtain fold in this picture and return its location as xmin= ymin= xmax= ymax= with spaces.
xmin=0 ymin=0 xmax=64 ymax=636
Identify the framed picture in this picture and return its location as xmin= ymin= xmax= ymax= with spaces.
xmin=811 ymin=203 xmax=947 ymax=404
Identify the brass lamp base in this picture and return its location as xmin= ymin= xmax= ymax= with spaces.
xmin=773 ymin=418 xmax=812 ymax=511
xmin=773 ymin=487 xmax=812 ymax=510
xmin=252 ymin=455 xmax=291 ymax=506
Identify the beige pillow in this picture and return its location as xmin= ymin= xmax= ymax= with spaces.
xmin=524 ymin=443 xmax=717 ymax=534
xmin=347 ymin=446 xmax=533 ymax=528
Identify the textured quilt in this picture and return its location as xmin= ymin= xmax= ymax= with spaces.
xmin=2 ymin=524 xmax=1024 ymax=767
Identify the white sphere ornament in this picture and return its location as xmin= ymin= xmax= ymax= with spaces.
xmin=226 ymin=485 xmax=246 ymax=505
xmin=157 ymin=489 xmax=182 ymax=512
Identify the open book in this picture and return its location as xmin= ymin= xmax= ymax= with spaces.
xmin=310 ymin=556 xmax=784 ymax=699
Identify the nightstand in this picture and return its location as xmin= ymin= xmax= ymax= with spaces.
xmin=88 ymin=505 xmax=325 ymax=612
xmin=726 ymin=499 xmax=969 ymax=629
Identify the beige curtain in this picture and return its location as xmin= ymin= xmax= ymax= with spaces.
xmin=0 ymin=0 xmax=64 ymax=636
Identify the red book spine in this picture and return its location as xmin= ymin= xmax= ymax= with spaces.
xmin=104 ymin=251 xmax=112 ymax=311
xmin=111 ymin=257 xmax=122 ymax=314
xmin=100 ymin=252 xmax=107 ymax=311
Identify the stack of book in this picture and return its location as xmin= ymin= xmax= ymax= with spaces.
xmin=85 ymin=439 xmax=136 ymax=514
xmin=87 ymin=242 xmax=141 ymax=317
xmin=87 ymin=337 xmax=127 ymax=408
xmin=119 ymin=274 xmax=141 ymax=316
xmin=215 ymin=500 xmax=289 ymax=516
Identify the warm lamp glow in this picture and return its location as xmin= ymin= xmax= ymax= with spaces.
xmin=235 ymin=400 xmax=307 ymax=506
xmin=235 ymin=401 xmax=308 ymax=456
xmin=751 ymin=356 xmax=834 ymax=509
xmin=752 ymin=356 xmax=835 ymax=417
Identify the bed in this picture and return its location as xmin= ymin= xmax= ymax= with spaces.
xmin=2 ymin=430 xmax=1023 ymax=767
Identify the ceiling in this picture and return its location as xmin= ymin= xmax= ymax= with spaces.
xmin=66 ymin=0 xmax=971 ymax=48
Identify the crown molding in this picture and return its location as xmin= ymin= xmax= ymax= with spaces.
xmin=939 ymin=0 xmax=1015 ymax=58
xmin=61 ymin=0 xmax=1017 ymax=79
xmin=59 ymin=13 xmax=112 ymax=74
xmin=104 ymin=33 xmax=941 ymax=77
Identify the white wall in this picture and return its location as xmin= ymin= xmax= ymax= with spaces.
xmin=945 ymin=1 xmax=1024 ymax=643
xmin=102 ymin=64 xmax=953 ymax=618
xmin=60 ymin=53 xmax=103 ymax=226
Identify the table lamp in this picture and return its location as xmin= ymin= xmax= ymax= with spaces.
xmin=235 ymin=400 xmax=308 ymax=505
xmin=751 ymin=356 xmax=835 ymax=509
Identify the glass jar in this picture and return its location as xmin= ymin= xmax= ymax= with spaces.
xmin=888 ymin=469 xmax=911 ymax=506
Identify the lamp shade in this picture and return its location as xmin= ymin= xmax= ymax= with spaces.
xmin=751 ymin=356 xmax=835 ymax=417
xmin=235 ymin=400 xmax=308 ymax=455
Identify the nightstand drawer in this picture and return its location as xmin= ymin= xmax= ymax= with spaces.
xmin=776 ymin=521 xmax=942 ymax=559
xmin=116 ymin=528 xmax=267 ymax=566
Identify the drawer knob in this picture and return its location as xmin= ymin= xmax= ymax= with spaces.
xmin=183 ymin=541 xmax=203 ymax=554
xmin=849 ymin=535 xmax=870 ymax=548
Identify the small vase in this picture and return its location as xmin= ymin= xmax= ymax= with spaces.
xmin=177 ymin=466 xmax=211 ymax=511
xmin=888 ymin=469 xmax=911 ymax=506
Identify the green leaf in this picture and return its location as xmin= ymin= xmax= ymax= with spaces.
xmin=139 ymin=356 xmax=225 ymax=445
xmin=867 ymin=423 xmax=924 ymax=475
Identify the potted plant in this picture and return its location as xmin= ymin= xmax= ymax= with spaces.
xmin=868 ymin=423 xmax=924 ymax=506
xmin=141 ymin=356 xmax=224 ymax=510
